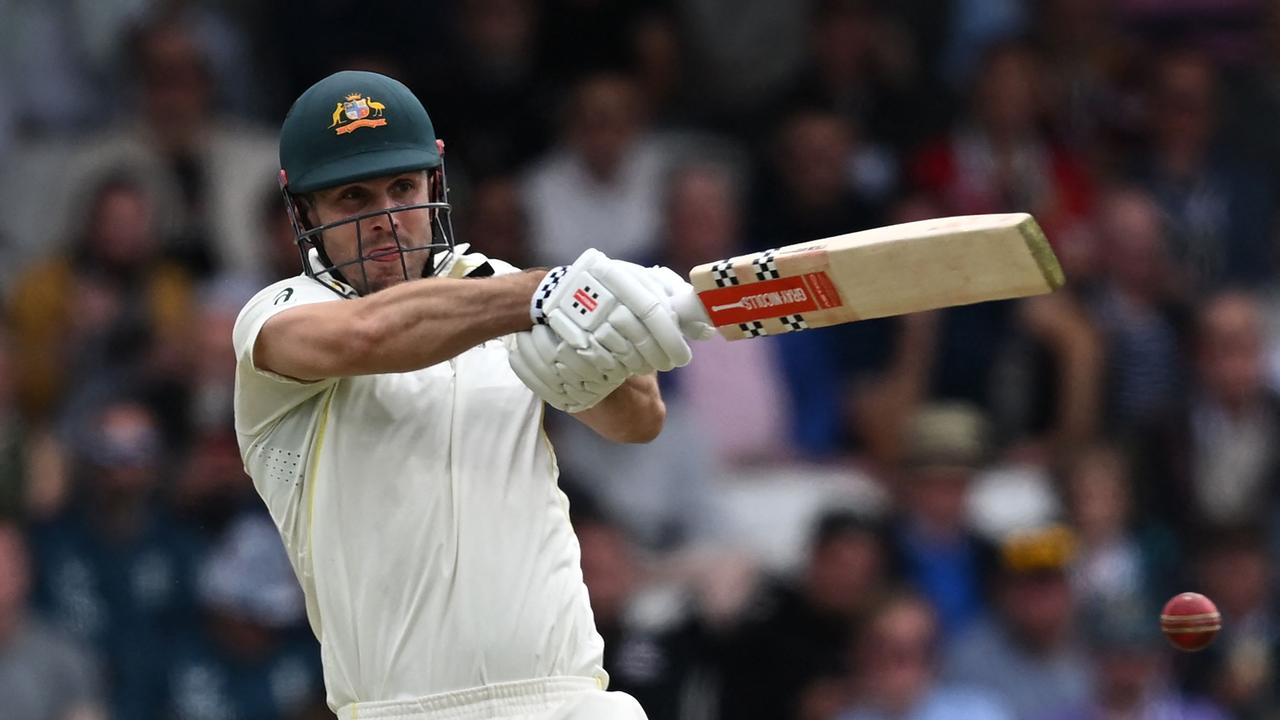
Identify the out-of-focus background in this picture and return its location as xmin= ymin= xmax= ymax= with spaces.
xmin=1 ymin=0 xmax=1279 ymax=718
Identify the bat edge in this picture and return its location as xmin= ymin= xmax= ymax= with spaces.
xmin=1017 ymin=215 xmax=1066 ymax=291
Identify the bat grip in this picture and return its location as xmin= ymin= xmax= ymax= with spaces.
xmin=672 ymin=288 xmax=711 ymax=335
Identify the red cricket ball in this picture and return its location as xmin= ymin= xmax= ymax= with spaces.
xmin=1160 ymin=592 xmax=1221 ymax=652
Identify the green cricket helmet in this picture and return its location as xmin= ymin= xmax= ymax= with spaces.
xmin=278 ymin=70 xmax=455 ymax=295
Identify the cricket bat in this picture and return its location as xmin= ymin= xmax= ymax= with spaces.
xmin=671 ymin=213 xmax=1064 ymax=340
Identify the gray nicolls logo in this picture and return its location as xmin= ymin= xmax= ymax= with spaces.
xmin=274 ymin=288 xmax=294 ymax=305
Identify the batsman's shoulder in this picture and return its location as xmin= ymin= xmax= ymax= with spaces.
xmin=237 ymin=275 xmax=340 ymax=321
xmin=232 ymin=275 xmax=342 ymax=360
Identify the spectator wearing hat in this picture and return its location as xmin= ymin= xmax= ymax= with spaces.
xmin=1039 ymin=599 xmax=1227 ymax=720
xmin=887 ymin=403 xmax=1000 ymax=639
xmin=941 ymin=525 xmax=1092 ymax=720
xmin=718 ymin=508 xmax=893 ymax=720
xmin=160 ymin=513 xmax=324 ymax=719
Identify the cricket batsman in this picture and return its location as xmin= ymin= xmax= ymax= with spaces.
xmin=232 ymin=70 xmax=711 ymax=719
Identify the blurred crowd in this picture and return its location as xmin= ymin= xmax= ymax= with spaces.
xmin=2 ymin=0 xmax=1280 ymax=718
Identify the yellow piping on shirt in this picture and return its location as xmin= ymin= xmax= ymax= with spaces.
xmin=304 ymin=387 xmax=335 ymax=602
xmin=536 ymin=403 xmax=572 ymax=524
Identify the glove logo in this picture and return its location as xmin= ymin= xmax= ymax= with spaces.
xmin=571 ymin=286 xmax=600 ymax=315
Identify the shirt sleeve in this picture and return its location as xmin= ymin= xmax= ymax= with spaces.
xmin=232 ymin=278 xmax=342 ymax=436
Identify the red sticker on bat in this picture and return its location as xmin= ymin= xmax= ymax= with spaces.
xmin=699 ymin=272 xmax=843 ymax=326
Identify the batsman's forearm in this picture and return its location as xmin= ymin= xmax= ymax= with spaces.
xmin=354 ymin=271 xmax=547 ymax=374
xmin=571 ymin=373 xmax=665 ymax=443
xmin=257 ymin=270 xmax=549 ymax=380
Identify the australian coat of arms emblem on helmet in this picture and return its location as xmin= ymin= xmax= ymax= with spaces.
xmin=329 ymin=92 xmax=387 ymax=135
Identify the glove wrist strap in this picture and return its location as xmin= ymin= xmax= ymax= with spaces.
xmin=531 ymin=266 xmax=568 ymax=325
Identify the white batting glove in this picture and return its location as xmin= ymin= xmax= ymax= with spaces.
xmin=627 ymin=264 xmax=717 ymax=341
xmin=509 ymin=324 xmax=626 ymax=412
xmin=531 ymin=249 xmax=692 ymax=372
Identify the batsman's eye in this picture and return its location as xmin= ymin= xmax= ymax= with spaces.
xmin=392 ymin=178 xmax=417 ymax=196
xmin=338 ymin=187 xmax=368 ymax=203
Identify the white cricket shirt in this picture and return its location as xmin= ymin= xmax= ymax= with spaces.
xmin=232 ymin=250 xmax=606 ymax=711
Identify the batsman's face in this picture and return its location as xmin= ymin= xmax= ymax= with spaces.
xmin=311 ymin=172 xmax=435 ymax=294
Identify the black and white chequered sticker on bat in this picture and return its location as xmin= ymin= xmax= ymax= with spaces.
xmin=753 ymin=249 xmax=780 ymax=281
xmin=712 ymin=259 xmax=739 ymax=287
xmin=780 ymin=314 xmax=809 ymax=331
xmin=739 ymin=321 xmax=767 ymax=337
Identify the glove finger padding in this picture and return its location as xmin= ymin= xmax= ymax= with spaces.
xmin=510 ymin=333 xmax=576 ymax=411
xmin=510 ymin=325 xmax=627 ymax=413
xmin=590 ymin=321 xmax=650 ymax=374
xmin=607 ymin=306 xmax=675 ymax=372
xmin=592 ymin=262 xmax=692 ymax=368
xmin=570 ymin=335 xmax=632 ymax=383
xmin=522 ymin=327 xmax=567 ymax=385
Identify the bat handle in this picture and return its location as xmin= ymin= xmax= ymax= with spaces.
xmin=671 ymin=288 xmax=716 ymax=341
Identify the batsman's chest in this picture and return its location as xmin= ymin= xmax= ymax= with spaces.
xmin=343 ymin=340 xmax=529 ymax=424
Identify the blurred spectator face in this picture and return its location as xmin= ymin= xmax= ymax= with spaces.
xmin=975 ymin=45 xmax=1041 ymax=139
xmin=664 ymin=165 xmax=738 ymax=272
xmin=900 ymin=404 xmax=986 ymax=536
xmin=462 ymin=0 xmax=536 ymax=67
xmin=807 ymin=525 xmax=884 ymax=617
xmin=854 ymin=596 xmax=938 ymax=715
xmin=1001 ymin=569 xmax=1074 ymax=652
xmin=92 ymin=182 xmax=156 ymax=269
xmin=1196 ymin=294 xmax=1264 ymax=409
xmin=577 ymin=521 xmax=637 ymax=626
xmin=1152 ymin=52 xmax=1216 ymax=154
xmin=1199 ymin=535 xmax=1269 ymax=620
xmin=1064 ymin=447 xmax=1130 ymax=543
xmin=1097 ymin=643 xmax=1160 ymax=708
xmin=87 ymin=401 xmax=162 ymax=497
xmin=466 ymin=176 xmax=529 ymax=267
xmin=1051 ymin=222 xmax=1101 ymax=287
xmin=0 ymin=525 xmax=29 ymax=636
xmin=568 ymin=76 xmax=644 ymax=181
xmin=137 ymin=22 xmax=214 ymax=140
xmin=777 ymin=112 xmax=853 ymax=210
xmin=1099 ymin=189 xmax=1172 ymax=299
xmin=906 ymin=466 xmax=972 ymax=536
